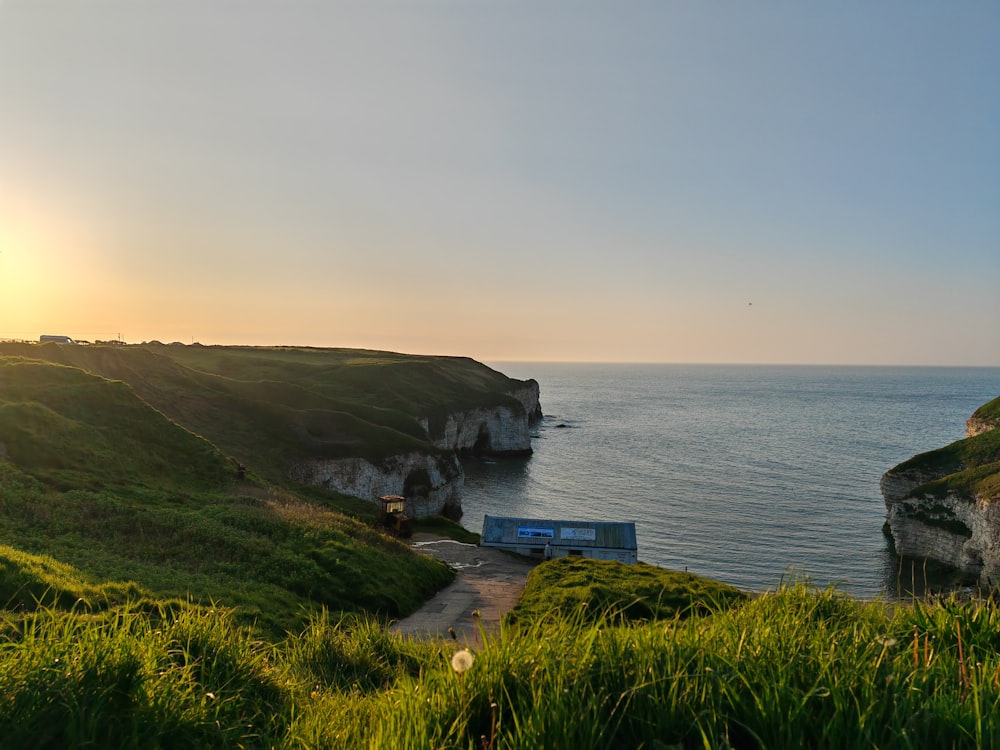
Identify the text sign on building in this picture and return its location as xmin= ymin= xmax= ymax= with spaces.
xmin=560 ymin=527 xmax=597 ymax=541
xmin=517 ymin=527 xmax=554 ymax=539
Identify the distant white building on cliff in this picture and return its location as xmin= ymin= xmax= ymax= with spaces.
xmin=480 ymin=515 xmax=638 ymax=563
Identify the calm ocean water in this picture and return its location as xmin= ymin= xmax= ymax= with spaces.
xmin=460 ymin=364 xmax=1000 ymax=598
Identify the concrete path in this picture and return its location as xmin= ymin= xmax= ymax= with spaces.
xmin=390 ymin=532 xmax=537 ymax=649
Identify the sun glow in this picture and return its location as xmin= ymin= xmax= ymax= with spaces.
xmin=0 ymin=188 xmax=110 ymax=341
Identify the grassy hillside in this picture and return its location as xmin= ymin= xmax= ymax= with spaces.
xmin=5 ymin=581 xmax=1000 ymax=748
xmin=0 ymin=350 xmax=462 ymax=634
xmin=0 ymin=342 xmax=532 ymax=481
xmin=0 ymin=356 xmax=229 ymax=490
xmin=508 ymin=556 xmax=747 ymax=625
xmin=890 ymin=399 xmax=1000 ymax=502
xmin=4 ymin=345 xmax=1000 ymax=746
xmin=972 ymin=395 xmax=1000 ymax=426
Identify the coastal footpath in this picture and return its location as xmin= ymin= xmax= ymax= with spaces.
xmin=882 ymin=396 xmax=1000 ymax=583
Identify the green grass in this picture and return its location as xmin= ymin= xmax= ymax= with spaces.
xmin=5 ymin=583 xmax=1000 ymax=748
xmin=894 ymin=429 xmax=1000 ymax=481
xmin=0 ymin=357 xmax=230 ymax=489
xmin=0 ymin=352 xmax=462 ymax=634
xmin=0 ymin=465 xmax=453 ymax=634
xmin=5 ymin=345 xmax=998 ymax=746
xmin=411 ymin=515 xmax=482 ymax=544
xmin=508 ymin=556 xmax=748 ymax=625
xmin=971 ymin=396 xmax=1000 ymax=426
xmin=0 ymin=343 xmax=533 ymax=479
xmin=0 ymin=344 xmax=539 ymax=633
xmin=889 ymin=399 xmax=1000 ymax=504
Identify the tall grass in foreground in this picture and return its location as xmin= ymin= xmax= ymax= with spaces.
xmin=4 ymin=585 xmax=1000 ymax=748
xmin=0 ymin=604 xmax=289 ymax=749
xmin=312 ymin=586 xmax=1000 ymax=749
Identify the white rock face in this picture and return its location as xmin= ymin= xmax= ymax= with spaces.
xmin=508 ymin=380 xmax=543 ymax=421
xmin=880 ymin=468 xmax=943 ymax=505
xmin=431 ymin=405 xmax=530 ymax=453
xmin=288 ymin=451 xmax=463 ymax=519
xmin=883 ymin=398 xmax=1000 ymax=582
xmin=420 ymin=381 xmax=542 ymax=454
xmin=884 ymin=489 xmax=1000 ymax=584
xmin=967 ymin=416 xmax=999 ymax=438
xmin=882 ymin=461 xmax=1000 ymax=583
xmin=288 ymin=381 xmax=542 ymax=517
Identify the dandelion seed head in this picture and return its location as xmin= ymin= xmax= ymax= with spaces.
xmin=451 ymin=649 xmax=475 ymax=673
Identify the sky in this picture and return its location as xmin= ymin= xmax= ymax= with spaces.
xmin=1 ymin=2 xmax=998 ymax=365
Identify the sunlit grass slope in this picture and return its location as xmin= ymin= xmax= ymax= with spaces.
xmin=972 ymin=395 xmax=1000 ymax=427
xmin=0 ymin=342 xmax=532 ymax=482
xmin=890 ymin=404 xmax=1000 ymax=502
xmin=0 ymin=353 xmax=452 ymax=634
xmin=5 ymin=581 xmax=1000 ymax=749
xmin=508 ymin=556 xmax=748 ymax=625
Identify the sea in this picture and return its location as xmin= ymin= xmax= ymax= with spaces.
xmin=459 ymin=363 xmax=1000 ymax=599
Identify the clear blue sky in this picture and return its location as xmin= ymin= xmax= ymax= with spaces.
xmin=2 ymin=2 xmax=998 ymax=364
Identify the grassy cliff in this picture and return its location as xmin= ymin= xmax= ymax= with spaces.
xmin=0 ymin=343 xmax=532 ymax=480
xmin=0 ymin=344 xmax=541 ymax=633
xmin=887 ymin=396 xmax=1000 ymax=502
xmin=4 ymin=344 xmax=1000 ymax=747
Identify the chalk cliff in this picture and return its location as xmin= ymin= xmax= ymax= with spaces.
xmin=289 ymin=451 xmax=465 ymax=519
xmin=421 ymin=380 xmax=541 ymax=456
xmin=882 ymin=396 xmax=1000 ymax=584
xmin=290 ymin=381 xmax=542 ymax=518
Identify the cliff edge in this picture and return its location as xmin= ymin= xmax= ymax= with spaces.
xmin=291 ymin=380 xmax=542 ymax=518
xmin=881 ymin=396 xmax=1000 ymax=583
xmin=0 ymin=342 xmax=542 ymax=520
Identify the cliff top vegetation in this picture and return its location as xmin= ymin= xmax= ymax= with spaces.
xmin=889 ymin=396 xmax=1000 ymax=502
xmin=0 ymin=342 xmax=534 ymax=479
xmin=972 ymin=395 xmax=1000 ymax=426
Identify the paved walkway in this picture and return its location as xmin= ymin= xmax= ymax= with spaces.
xmin=390 ymin=533 xmax=538 ymax=649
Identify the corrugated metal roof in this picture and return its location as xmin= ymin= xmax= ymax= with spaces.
xmin=481 ymin=515 xmax=637 ymax=551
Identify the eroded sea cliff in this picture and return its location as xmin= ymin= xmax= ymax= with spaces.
xmin=291 ymin=380 xmax=542 ymax=518
xmin=882 ymin=396 xmax=1000 ymax=583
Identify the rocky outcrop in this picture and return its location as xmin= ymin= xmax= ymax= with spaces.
xmin=426 ymin=404 xmax=531 ymax=455
xmin=883 ymin=489 xmax=1000 ymax=583
xmin=882 ymin=397 xmax=1000 ymax=584
xmin=509 ymin=379 xmax=543 ymax=422
xmin=967 ymin=415 xmax=1000 ymax=438
xmin=288 ymin=451 xmax=463 ymax=519
xmin=966 ymin=396 xmax=1000 ymax=438
xmin=419 ymin=380 xmax=542 ymax=456
xmin=881 ymin=467 xmax=948 ymax=506
xmin=290 ymin=380 xmax=543 ymax=518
